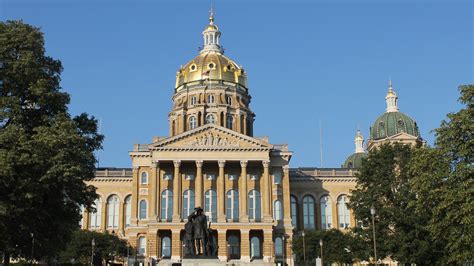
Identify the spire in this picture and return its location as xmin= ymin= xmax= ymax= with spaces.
xmin=201 ymin=7 xmax=223 ymax=54
xmin=354 ymin=129 xmax=365 ymax=153
xmin=385 ymin=79 xmax=399 ymax=112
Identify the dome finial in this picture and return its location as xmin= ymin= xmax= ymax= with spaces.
xmin=201 ymin=6 xmax=223 ymax=54
xmin=209 ymin=4 xmax=215 ymax=25
xmin=355 ymin=128 xmax=365 ymax=153
xmin=385 ymin=79 xmax=399 ymax=112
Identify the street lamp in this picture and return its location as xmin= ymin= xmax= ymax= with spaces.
xmin=319 ymin=239 xmax=323 ymax=266
xmin=301 ymin=231 xmax=306 ymax=266
xmin=91 ymin=238 xmax=95 ymax=266
xmin=370 ymin=205 xmax=377 ymax=265
xmin=282 ymin=235 xmax=286 ymax=266
xmin=30 ymin=233 xmax=34 ymax=265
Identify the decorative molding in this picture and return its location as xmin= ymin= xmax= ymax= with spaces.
xmin=262 ymin=160 xmax=270 ymax=168
xmin=218 ymin=160 xmax=226 ymax=168
xmin=139 ymin=188 xmax=149 ymax=195
xmin=187 ymin=133 xmax=240 ymax=147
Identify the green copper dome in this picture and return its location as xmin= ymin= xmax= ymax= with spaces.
xmin=342 ymin=152 xmax=368 ymax=168
xmin=370 ymin=111 xmax=420 ymax=140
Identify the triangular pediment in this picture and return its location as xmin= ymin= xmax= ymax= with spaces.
xmin=149 ymin=124 xmax=272 ymax=151
xmin=386 ymin=132 xmax=420 ymax=140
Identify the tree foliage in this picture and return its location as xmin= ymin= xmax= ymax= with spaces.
xmin=292 ymin=229 xmax=367 ymax=265
xmin=410 ymin=85 xmax=473 ymax=264
xmin=348 ymin=143 xmax=442 ymax=264
xmin=0 ymin=20 xmax=103 ymax=263
xmin=59 ymin=230 xmax=131 ymax=265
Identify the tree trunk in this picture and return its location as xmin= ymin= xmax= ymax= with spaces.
xmin=4 ymin=252 xmax=10 ymax=266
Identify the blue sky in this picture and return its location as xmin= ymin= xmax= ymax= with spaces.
xmin=2 ymin=0 xmax=472 ymax=168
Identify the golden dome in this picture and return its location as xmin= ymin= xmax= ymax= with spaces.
xmin=175 ymin=52 xmax=247 ymax=89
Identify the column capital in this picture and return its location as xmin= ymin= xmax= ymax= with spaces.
xmin=151 ymin=160 xmax=160 ymax=168
xmin=195 ymin=160 xmax=204 ymax=168
xmin=282 ymin=165 xmax=290 ymax=171
xmin=240 ymin=160 xmax=248 ymax=168
xmin=218 ymin=160 xmax=226 ymax=168
xmin=133 ymin=166 xmax=139 ymax=170
xmin=173 ymin=160 xmax=181 ymax=168
xmin=262 ymin=160 xmax=270 ymax=168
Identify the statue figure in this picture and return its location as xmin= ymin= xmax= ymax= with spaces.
xmin=184 ymin=219 xmax=195 ymax=257
xmin=192 ymin=207 xmax=208 ymax=256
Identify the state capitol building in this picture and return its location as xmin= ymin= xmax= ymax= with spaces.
xmin=80 ymin=11 xmax=423 ymax=265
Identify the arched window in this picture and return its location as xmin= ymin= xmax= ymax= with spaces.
xmin=140 ymin=172 xmax=148 ymax=184
xmin=161 ymin=236 xmax=171 ymax=258
xmin=205 ymin=189 xmax=217 ymax=222
xmin=303 ymin=195 xmax=315 ymax=229
xmin=228 ymin=235 xmax=240 ymax=259
xmin=226 ymin=115 xmax=233 ymax=129
xmin=107 ymin=195 xmax=119 ymax=229
xmin=226 ymin=189 xmax=239 ymax=221
xmin=124 ymin=195 xmax=131 ymax=227
xmin=226 ymin=96 xmax=232 ymax=105
xmin=139 ymin=200 xmax=147 ymax=220
xmin=274 ymin=237 xmax=283 ymax=256
xmin=191 ymin=96 xmax=197 ymax=105
xmin=161 ymin=190 xmax=173 ymax=221
xmin=291 ymin=196 xmax=298 ymax=228
xmin=182 ymin=189 xmax=195 ymax=219
xmin=206 ymin=114 xmax=216 ymax=124
xmin=189 ymin=116 xmax=197 ymax=130
xmin=338 ymin=195 xmax=351 ymax=228
xmin=207 ymin=94 xmax=215 ymax=104
xmin=274 ymin=200 xmax=282 ymax=221
xmin=320 ymin=195 xmax=332 ymax=229
xmin=250 ymin=236 xmax=261 ymax=259
xmin=248 ymin=190 xmax=261 ymax=221
xmin=138 ymin=236 xmax=146 ymax=255
xmin=379 ymin=122 xmax=385 ymax=137
xmin=89 ymin=198 xmax=102 ymax=229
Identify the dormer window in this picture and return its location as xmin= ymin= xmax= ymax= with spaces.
xmin=208 ymin=63 xmax=215 ymax=70
xmin=189 ymin=64 xmax=197 ymax=72
xmin=207 ymin=94 xmax=215 ymax=104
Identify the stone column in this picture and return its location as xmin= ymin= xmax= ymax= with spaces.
xmin=282 ymin=165 xmax=292 ymax=225
xmin=217 ymin=229 xmax=227 ymax=262
xmin=239 ymin=160 xmax=248 ymax=221
xmin=131 ymin=166 xmax=139 ymax=225
xmin=217 ymin=160 xmax=226 ymax=222
xmin=171 ymin=229 xmax=182 ymax=262
xmin=151 ymin=161 xmax=159 ymax=219
xmin=83 ymin=210 xmax=89 ymax=230
xmin=147 ymin=231 xmax=158 ymax=258
xmin=195 ymin=160 xmax=204 ymax=208
xmin=263 ymin=230 xmax=274 ymax=263
xmin=172 ymin=160 xmax=181 ymax=222
xmin=118 ymin=200 xmax=124 ymax=233
xmin=101 ymin=200 xmax=107 ymax=231
xmin=240 ymin=229 xmax=250 ymax=262
xmin=262 ymin=160 xmax=272 ymax=221
xmin=243 ymin=115 xmax=247 ymax=135
xmin=332 ymin=197 xmax=338 ymax=229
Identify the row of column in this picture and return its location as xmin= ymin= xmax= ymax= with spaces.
xmin=132 ymin=160 xmax=275 ymax=223
xmin=144 ymin=229 xmax=290 ymax=263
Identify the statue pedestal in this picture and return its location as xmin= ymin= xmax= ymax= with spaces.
xmin=182 ymin=258 xmax=221 ymax=266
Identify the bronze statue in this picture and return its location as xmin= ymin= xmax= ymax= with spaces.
xmin=192 ymin=207 xmax=208 ymax=256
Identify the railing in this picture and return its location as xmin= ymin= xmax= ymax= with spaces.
xmin=95 ymin=168 xmax=132 ymax=178
xmin=133 ymin=144 xmax=149 ymax=152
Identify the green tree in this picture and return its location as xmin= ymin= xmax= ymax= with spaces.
xmin=292 ymin=229 xmax=365 ymax=265
xmin=59 ymin=230 xmax=131 ymax=265
xmin=348 ymin=143 xmax=442 ymax=265
xmin=410 ymin=85 xmax=473 ymax=264
xmin=0 ymin=21 xmax=103 ymax=264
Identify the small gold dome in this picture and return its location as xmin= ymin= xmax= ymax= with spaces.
xmin=175 ymin=52 xmax=247 ymax=89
